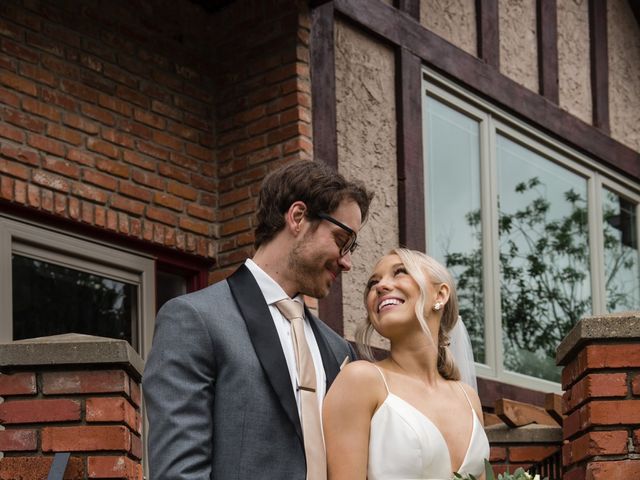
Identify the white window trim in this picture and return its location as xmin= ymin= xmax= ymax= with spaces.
xmin=0 ymin=214 xmax=156 ymax=359
xmin=422 ymin=67 xmax=640 ymax=393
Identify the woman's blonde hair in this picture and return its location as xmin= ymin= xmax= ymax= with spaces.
xmin=355 ymin=248 xmax=461 ymax=380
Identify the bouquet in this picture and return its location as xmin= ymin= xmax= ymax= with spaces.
xmin=453 ymin=460 xmax=545 ymax=480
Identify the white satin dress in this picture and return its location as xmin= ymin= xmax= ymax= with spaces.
xmin=367 ymin=366 xmax=490 ymax=480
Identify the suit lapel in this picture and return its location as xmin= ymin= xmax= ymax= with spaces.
xmin=227 ymin=265 xmax=303 ymax=442
xmin=307 ymin=309 xmax=340 ymax=392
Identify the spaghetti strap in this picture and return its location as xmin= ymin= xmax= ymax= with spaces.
xmin=372 ymin=364 xmax=391 ymax=394
xmin=456 ymin=382 xmax=474 ymax=409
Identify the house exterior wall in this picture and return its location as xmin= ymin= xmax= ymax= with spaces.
xmin=499 ymin=0 xmax=539 ymax=93
xmin=420 ymin=0 xmax=477 ymax=57
xmin=334 ymin=19 xmax=398 ymax=346
xmin=608 ymin=0 xmax=640 ymax=152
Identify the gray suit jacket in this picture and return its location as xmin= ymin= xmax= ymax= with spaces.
xmin=143 ymin=264 xmax=356 ymax=479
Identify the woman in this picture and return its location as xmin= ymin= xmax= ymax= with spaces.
xmin=323 ymin=248 xmax=489 ymax=480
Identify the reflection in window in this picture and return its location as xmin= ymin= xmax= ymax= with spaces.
xmin=12 ymin=255 xmax=137 ymax=347
xmin=156 ymin=269 xmax=187 ymax=311
xmin=425 ymin=96 xmax=484 ymax=363
xmin=497 ymin=136 xmax=590 ymax=382
xmin=603 ymin=190 xmax=640 ymax=311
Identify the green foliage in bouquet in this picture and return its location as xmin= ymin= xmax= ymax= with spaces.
xmin=452 ymin=459 xmax=547 ymax=480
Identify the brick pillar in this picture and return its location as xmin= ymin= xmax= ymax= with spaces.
xmin=0 ymin=334 xmax=144 ymax=480
xmin=557 ymin=312 xmax=640 ymax=480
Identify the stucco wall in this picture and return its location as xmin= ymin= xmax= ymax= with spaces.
xmin=420 ymin=0 xmax=477 ymax=57
xmin=608 ymin=0 xmax=640 ymax=152
xmin=334 ymin=20 xmax=398 ymax=346
xmin=499 ymin=0 xmax=538 ymax=92
xmin=558 ymin=0 xmax=592 ymax=125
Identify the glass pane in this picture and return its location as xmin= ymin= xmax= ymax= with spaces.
xmin=157 ymin=270 xmax=187 ymax=311
xmin=425 ymin=96 xmax=484 ymax=363
xmin=603 ymin=189 xmax=640 ymax=311
xmin=12 ymin=255 xmax=137 ymax=348
xmin=497 ymin=136 xmax=590 ymax=382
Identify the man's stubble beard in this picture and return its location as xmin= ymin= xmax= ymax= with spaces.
xmin=287 ymin=238 xmax=332 ymax=299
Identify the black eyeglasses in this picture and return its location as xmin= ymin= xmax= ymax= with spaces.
xmin=317 ymin=213 xmax=358 ymax=257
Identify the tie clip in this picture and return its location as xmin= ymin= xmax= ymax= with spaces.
xmin=297 ymin=385 xmax=316 ymax=393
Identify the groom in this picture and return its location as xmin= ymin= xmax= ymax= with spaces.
xmin=143 ymin=160 xmax=373 ymax=479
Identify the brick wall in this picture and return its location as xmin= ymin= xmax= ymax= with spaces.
xmin=0 ymin=335 xmax=144 ymax=480
xmin=558 ymin=313 xmax=640 ymax=480
xmin=1 ymin=0 xmax=314 ymax=276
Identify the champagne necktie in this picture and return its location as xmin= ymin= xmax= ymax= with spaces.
xmin=275 ymin=299 xmax=327 ymax=480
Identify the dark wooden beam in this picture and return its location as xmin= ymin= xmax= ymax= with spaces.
xmin=628 ymin=0 xmax=640 ymax=28
xmin=396 ymin=48 xmax=425 ymax=250
xmin=398 ymin=0 xmax=420 ymax=20
xmin=333 ymin=0 xmax=639 ymax=179
xmin=476 ymin=0 xmax=500 ymax=68
xmin=310 ymin=2 xmax=343 ymax=333
xmin=589 ymin=0 xmax=610 ymax=133
xmin=537 ymin=0 xmax=559 ymax=103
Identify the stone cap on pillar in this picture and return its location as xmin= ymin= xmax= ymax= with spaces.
xmin=0 ymin=333 xmax=144 ymax=381
xmin=556 ymin=312 xmax=640 ymax=366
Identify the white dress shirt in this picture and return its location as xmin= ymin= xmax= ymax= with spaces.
xmin=244 ymin=259 xmax=327 ymax=414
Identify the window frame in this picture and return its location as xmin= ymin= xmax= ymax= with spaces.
xmin=0 ymin=214 xmax=156 ymax=358
xmin=422 ymin=68 xmax=640 ymax=392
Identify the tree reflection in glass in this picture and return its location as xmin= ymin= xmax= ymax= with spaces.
xmin=12 ymin=255 xmax=136 ymax=348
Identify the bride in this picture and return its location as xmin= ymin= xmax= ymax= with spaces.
xmin=323 ymin=248 xmax=489 ymax=480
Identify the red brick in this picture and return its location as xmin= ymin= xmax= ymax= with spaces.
xmin=187 ymin=204 xmax=215 ymax=221
xmin=111 ymin=196 xmax=144 ymax=216
xmin=87 ymin=455 xmax=141 ymax=479
xmin=42 ymin=425 xmax=130 ymax=452
xmin=634 ymin=428 xmax=640 ymax=449
xmin=168 ymin=122 xmax=199 ymax=141
xmin=54 ymin=193 xmax=66 ymax=215
xmin=81 ymin=201 xmax=94 ymax=224
xmin=158 ymin=163 xmax=190 ymax=183
xmin=64 ymin=113 xmax=100 ymax=134
xmin=191 ymin=174 xmax=215 ymax=192
xmin=27 ymin=184 xmax=40 ymax=207
xmin=129 ymin=378 xmax=141 ymax=407
xmin=151 ymin=100 xmax=182 ymax=121
xmin=133 ymin=109 xmax=165 ymax=129
xmin=42 ymin=88 xmax=76 ymax=110
xmin=0 ymin=70 xmax=37 ymax=96
xmin=0 ymin=456 xmax=84 ymax=480
xmin=60 ymin=79 xmax=98 ymax=103
xmin=72 ymin=183 xmax=109 ymax=203
xmin=33 ymin=170 xmax=70 ymax=193
xmin=14 ymin=179 xmax=25 ymax=203
xmin=221 ymin=217 xmax=251 ymax=237
xmin=102 ymin=129 xmax=135 ymax=149
xmin=586 ymin=460 xmax=640 ymax=479
xmin=508 ymin=445 xmax=558 ymax=462
xmin=179 ymin=217 xmax=210 ymax=235
xmin=563 ymin=344 xmax=640 ymax=388
xmin=123 ymin=150 xmax=155 ymax=170
xmin=137 ymin=140 xmax=169 ymax=160
xmin=47 ymin=124 xmax=83 ymax=145
xmin=586 ymin=400 xmax=640 ymax=426
xmin=0 ymin=88 xmax=20 ymax=108
xmin=95 ymin=205 xmax=106 ymax=227
xmin=4 ymin=108 xmax=45 ymax=132
xmin=0 ymin=429 xmax=37 ymax=451
xmin=220 ymin=186 xmax=250 ymax=207
xmin=81 ymin=104 xmax=116 ymax=126
xmin=28 ymin=134 xmax=65 ymax=156
xmin=120 ymin=120 xmax=152 ymax=140
xmin=130 ymin=432 xmax=142 ymax=459
xmin=0 ymin=159 xmax=29 ymax=180
xmin=489 ymin=446 xmax=507 ymax=462
xmin=1 ymin=143 xmax=40 ymax=166
xmin=83 ymin=169 xmax=117 ymax=190
xmin=42 ymin=370 xmax=130 ymax=395
xmin=566 ymin=430 xmax=628 ymax=464
xmin=563 ymin=466 xmax=586 ymax=480
xmin=0 ymin=123 xmax=25 ymax=142
xmin=22 ymin=97 xmax=60 ymax=121
xmin=67 ymin=148 xmax=96 ymax=167
xmin=167 ymin=181 xmax=198 ymax=200
xmin=0 ymin=399 xmax=80 ymax=424
xmin=86 ymin=397 xmax=139 ymax=433
xmin=185 ymin=143 xmax=211 ymax=161
xmin=1 ymin=177 xmax=14 ymax=201
xmin=43 ymin=156 xmax=81 ymax=179
xmin=632 ymin=373 xmax=640 ymax=396
xmin=169 ymin=152 xmax=199 ymax=171
xmin=153 ymin=131 xmax=183 ymax=150
xmin=119 ymin=182 xmax=152 ymax=202
xmin=96 ymin=158 xmax=129 ymax=178
xmin=69 ymin=196 xmax=80 ymax=220
xmin=154 ymin=192 xmax=183 ymax=211
xmin=146 ymin=206 xmax=177 ymax=226
xmin=98 ymin=94 xmax=132 ymax=117
xmin=41 ymin=188 xmax=53 ymax=212
xmin=563 ymin=373 xmax=628 ymax=413
xmin=87 ymin=138 xmax=119 ymax=159
xmin=132 ymin=170 xmax=164 ymax=190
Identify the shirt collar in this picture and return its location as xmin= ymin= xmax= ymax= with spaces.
xmin=245 ymin=258 xmax=305 ymax=308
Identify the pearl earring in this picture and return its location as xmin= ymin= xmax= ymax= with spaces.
xmin=433 ymin=302 xmax=442 ymax=311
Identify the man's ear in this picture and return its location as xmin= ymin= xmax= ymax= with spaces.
xmin=285 ymin=201 xmax=307 ymax=236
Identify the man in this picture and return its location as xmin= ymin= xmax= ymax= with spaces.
xmin=143 ymin=160 xmax=373 ymax=479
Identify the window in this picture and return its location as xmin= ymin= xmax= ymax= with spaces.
xmin=0 ymin=216 xmax=156 ymax=358
xmin=423 ymin=69 xmax=640 ymax=390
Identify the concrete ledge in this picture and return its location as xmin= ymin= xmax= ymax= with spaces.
xmin=485 ymin=423 xmax=563 ymax=443
xmin=556 ymin=312 xmax=640 ymax=366
xmin=0 ymin=333 xmax=144 ymax=380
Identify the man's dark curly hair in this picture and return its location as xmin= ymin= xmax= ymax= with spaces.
xmin=254 ymin=160 xmax=374 ymax=249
